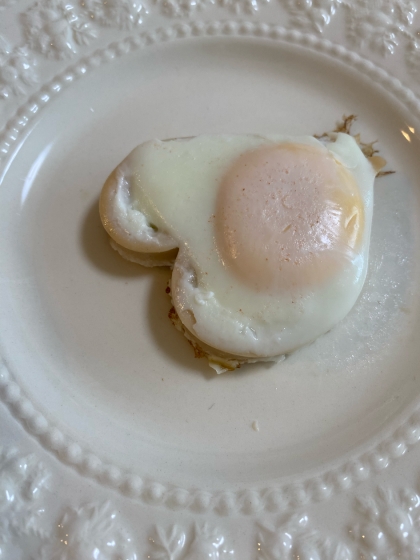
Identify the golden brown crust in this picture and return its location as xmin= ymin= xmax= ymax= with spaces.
xmin=168 ymin=306 xmax=243 ymax=373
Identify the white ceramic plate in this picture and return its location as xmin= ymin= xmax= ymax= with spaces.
xmin=3 ymin=1 xmax=420 ymax=558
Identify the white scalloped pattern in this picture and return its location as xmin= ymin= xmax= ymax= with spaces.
xmin=257 ymin=513 xmax=352 ymax=559
xmin=1 ymin=21 xmax=420 ymax=516
xmin=147 ymin=523 xmax=235 ymax=559
xmin=1 ymin=0 xmax=420 ymax=96
xmin=5 ymin=446 xmax=420 ymax=558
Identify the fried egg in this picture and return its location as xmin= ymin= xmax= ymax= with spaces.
xmin=99 ymin=133 xmax=378 ymax=372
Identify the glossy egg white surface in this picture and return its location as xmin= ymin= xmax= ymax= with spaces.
xmin=111 ymin=133 xmax=376 ymax=358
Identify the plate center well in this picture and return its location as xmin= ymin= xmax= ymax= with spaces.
xmin=1 ymin=37 xmax=420 ymax=489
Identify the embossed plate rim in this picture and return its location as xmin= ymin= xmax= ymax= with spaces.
xmin=1 ymin=20 xmax=420 ymax=517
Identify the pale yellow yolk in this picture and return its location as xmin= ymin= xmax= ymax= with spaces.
xmin=216 ymin=143 xmax=365 ymax=293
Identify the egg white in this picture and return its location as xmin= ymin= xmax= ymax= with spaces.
xmin=101 ymin=133 xmax=376 ymax=359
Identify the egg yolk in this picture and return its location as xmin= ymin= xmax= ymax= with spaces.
xmin=216 ymin=143 xmax=365 ymax=293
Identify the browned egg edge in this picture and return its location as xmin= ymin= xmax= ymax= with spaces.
xmin=314 ymin=114 xmax=393 ymax=177
xmin=167 ymin=303 xmax=285 ymax=374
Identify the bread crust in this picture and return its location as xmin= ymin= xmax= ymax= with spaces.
xmin=109 ymin=238 xmax=178 ymax=267
xmin=167 ymin=305 xmax=285 ymax=374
